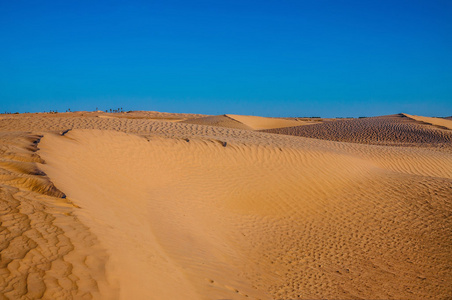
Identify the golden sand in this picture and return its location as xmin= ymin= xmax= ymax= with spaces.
xmin=0 ymin=111 xmax=451 ymax=299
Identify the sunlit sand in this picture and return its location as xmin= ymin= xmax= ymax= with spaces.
xmin=0 ymin=111 xmax=451 ymax=299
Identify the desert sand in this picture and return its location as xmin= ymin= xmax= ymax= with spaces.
xmin=0 ymin=111 xmax=451 ymax=299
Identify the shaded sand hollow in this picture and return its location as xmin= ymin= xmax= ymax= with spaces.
xmin=0 ymin=111 xmax=451 ymax=299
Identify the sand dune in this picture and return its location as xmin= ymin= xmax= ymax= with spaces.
xmin=264 ymin=114 xmax=452 ymax=148
xmin=182 ymin=114 xmax=314 ymax=131
xmin=1 ymin=111 xmax=451 ymax=299
xmin=182 ymin=114 xmax=254 ymax=130
xmin=226 ymin=114 xmax=311 ymax=130
xmin=404 ymin=113 xmax=452 ymax=130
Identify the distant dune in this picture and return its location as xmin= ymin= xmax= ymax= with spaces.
xmin=226 ymin=114 xmax=313 ymax=130
xmin=263 ymin=114 xmax=452 ymax=148
xmin=181 ymin=114 xmax=316 ymax=130
xmin=0 ymin=111 xmax=451 ymax=299
xmin=181 ymin=114 xmax=253 ymax=130
xmin=404 ymin=113 xmax=452 ymax=130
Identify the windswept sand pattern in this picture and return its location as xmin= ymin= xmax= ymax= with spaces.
xmin=226 ymin=114 xmax=313 ymax=130
xmin=39 ymin=128 xmax=452 ymax=299
xmin=182 ymin=114 xmax=310 ymax=130
xmin=0 ymin=133 xmax=65 ymax=198
xmin=0 ymin=132 xmax=115 ymax=299
xmin=181 ymin=114 xmax=254 ymax=130
xmin=405 ymin=113 xmax=452 ymax=130
xmin=241 ymin=173 xmax=452 ymax=299
xmin=1 ymin=112 xmax=451 ymax=299
xmin=264 ymin=114 xmax=452 ymax=148
xmin=0 ymin=114 xmax=313 ymax=147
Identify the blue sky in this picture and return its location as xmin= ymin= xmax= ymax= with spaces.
xmin=1 ymin=0 xmax=451 ymax=117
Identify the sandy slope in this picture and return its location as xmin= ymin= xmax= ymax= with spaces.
xmin=0 ymin=132 xmax=116 ymax=299
xmin=404 ymin=113 xmax=452 ymax=130
xmin=226 ymin=114 xmax=310 ymax=130
xmin=181 ymin=114 xmax=254 ymax=130
xmin=264 ymin=114 xmax=452 ymax=149
xmin=39 ymin=130 xmax=267 ymax=299
xmin=182 ymin=114 xmax=315 ymax=130
xmin=1 ymin=111 xmax=451 ymax=299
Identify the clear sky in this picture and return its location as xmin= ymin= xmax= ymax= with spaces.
xmin=1 ymin=0 xmax=451 ymax=117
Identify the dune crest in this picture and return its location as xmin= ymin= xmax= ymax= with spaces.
xmin=226 ymin=114 xmax=311 ymax=130
xmin=0 ymin=132 xmax=116 ymax=299
xmin=404 ymin=113 xmax=452 ymax=130
xmin=181 ymin=114 xmax=253 ymax=130
xmin=182 ymin=114 xmax=314 ymax=131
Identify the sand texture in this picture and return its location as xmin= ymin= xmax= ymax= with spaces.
xmin=181 ymin=114 xmax=315 ymax=130
xmin=404 ymin=114 xmax=452 ymax=130
xmin=264 ymin=114 xmax=452 ymax=149
xmin=0 ymin=111 xmax=451 ymax=299
xmin=0 ymin=132 xmax=116 ymax=299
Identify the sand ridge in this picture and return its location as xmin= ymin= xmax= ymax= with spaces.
xmin=404 ymin=113 xmax=452 ymax=130
xmin=0 ymin=132 xmax=116 ymax=299
xmin=226 ymin=114 xmax=313 ymax=130
xmin=181 ymin=114 xmax=254 ymax=130
xmin=181 ymin=114 xmax=316 ymax=131
xmin=264 ymin=114 xmax=452 ymax=149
